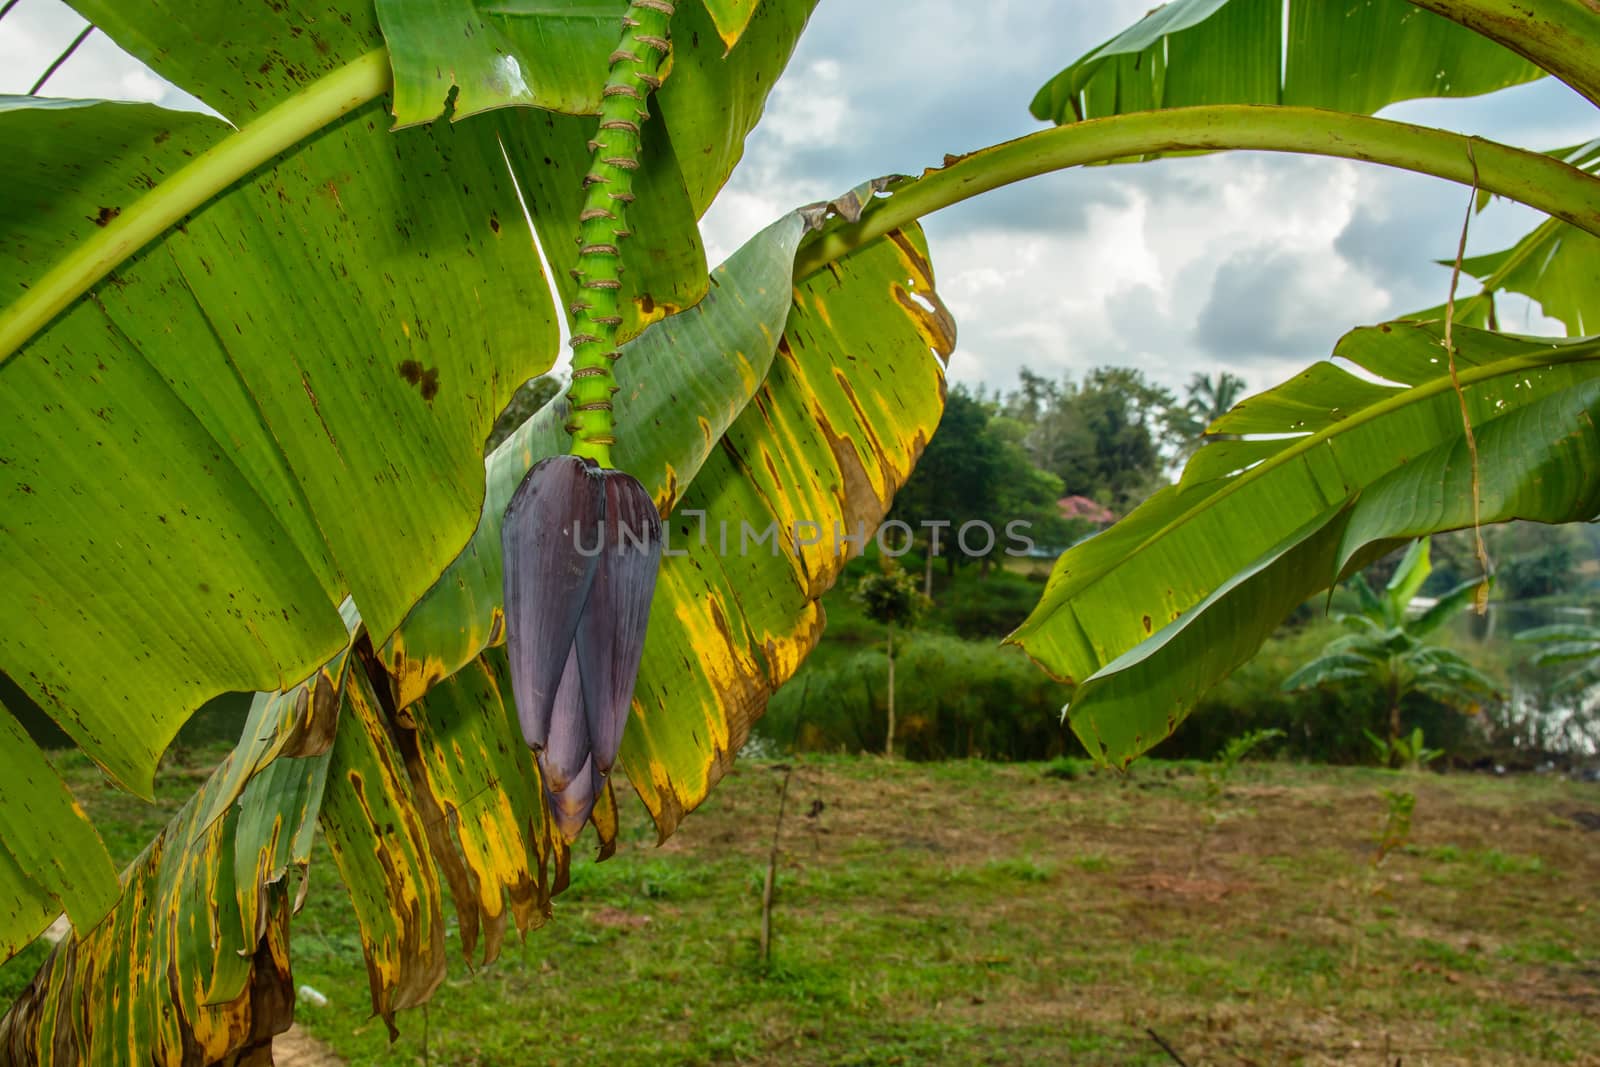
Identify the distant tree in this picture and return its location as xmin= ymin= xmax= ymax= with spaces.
xmin=1187 ymin=371 xmax=1247 ymax=425
xmin=854 ymin=561 xmax=927 ymax=759
xmin=485 ymin=375 xmax=565 ymax=452
xmin=1284 ymin=539 xmax=1497 ymax=752
xmin=894 ymin=390 xmax=1074 ymax=577
xmin=1172 ymin=371 xmax=1248 ymax=453
xmin=1498 ymin=540 xmax=1576 ymax=600
xmin=1048 ymin=367 xmax=1177 ymax=512
xmin=1003 ymin=369 xmax=1076 ymax=476
xmin=993 ymin=446 xmax=1068 ymax=559
xmin=890 ymin=388 xmax=1005 ymax=580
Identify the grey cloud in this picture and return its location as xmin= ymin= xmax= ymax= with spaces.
xmin=1332 ymin=169 xmax=1553 ymax=316
xmin=739 ymin=1 xmax=1151 ymax=195
xmin=1381 ymin=78 xmax=1599 ymax=152
xmin=930 ymin=169 xmax=1131 ymax=239
xmin=1104 ymin=284 xmax=1177 ymax=352
xmin=1194 ymin=249 xmax=1352 ymax=363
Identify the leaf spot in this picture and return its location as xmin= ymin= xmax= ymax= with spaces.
xmin=398 ymin=360 xmax=441 ymax=402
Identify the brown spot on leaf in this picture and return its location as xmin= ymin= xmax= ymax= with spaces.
xmin=90 ymin=206 xmax=120 ymax=228
xmin=397 ymin=360 xmax=441 ymax=402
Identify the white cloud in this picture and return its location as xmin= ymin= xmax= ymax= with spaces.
xmin=761 ymin=57 xmax=846 ymax=149
xmin=0 ymin=0 xmax=208 ymax=111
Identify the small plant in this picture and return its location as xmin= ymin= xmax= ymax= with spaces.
xmin=1363 ymin=726 xmax=1445 ymax=771
xmin=854 ymin=560 xmax=929 ymax=760
xmin=1201 ymin=728 xmax=1285 ymax=811
xmin=1374 ymin=790 xmax=1417 ymax=867
xmin=1193 ymin=728 xmax=1283 ymax=870
xmin=1348 ymin=788 xmax=1419 ymax=973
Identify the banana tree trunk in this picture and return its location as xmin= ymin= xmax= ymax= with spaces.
xmin=1387 ymin=669 xmax=1403 ymax=752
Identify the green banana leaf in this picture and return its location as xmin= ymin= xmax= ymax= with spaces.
xmin=697 ymin=0 xmax=762 ymax=50
xmin=1439 ymin=143 xmax=1600 ymax=336
xmin=379 ymin=0 xmax=632 ymax=123
xmin=381 ymin=0 xmax=816 ymax=341
xmin=0 ymin=89 xmax=559 ymax=799
xmin=1456 ymin=218 xmax=1600 ymax=336
xmin=0 ymin=198 xmax=953 ymax=1058
xmin=1031 ymin=0 xmax=1545 ymax=128
xmin=0 ymin=0 xmax=812 ymax=930
xmin=1011 ymin=323 xmax=1600 ymax=763
xmin=0 ymin=703 xmax=118 ymax=960
xmin=379 ymin=0 xmax=789 ymax=126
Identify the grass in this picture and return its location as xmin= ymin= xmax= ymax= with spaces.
xmin=5 ymin=752 xmax=1598 ymax=1065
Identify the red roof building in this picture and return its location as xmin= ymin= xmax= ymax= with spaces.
xmin=1058 ymin=495 xmax=1116 ymax=525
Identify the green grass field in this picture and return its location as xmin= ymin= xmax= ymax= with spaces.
xmin=5 ymin=750 xmax=1598 ymax=1065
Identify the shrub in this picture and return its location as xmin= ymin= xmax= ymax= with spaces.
xmin=1151 ymin=618 xmax=1485 ymax=763
xmin=758 ymin=633 xmax=1071 ymax=760
xmin=925 ymin=569 xmax=1046 ymax=639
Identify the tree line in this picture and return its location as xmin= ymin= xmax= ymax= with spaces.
xmin=888 ymin=367 xmax=1248 ymax=571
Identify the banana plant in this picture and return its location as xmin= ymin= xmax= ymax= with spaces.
xmin=1516 ymin=621 xmax=1600 ymax=697
xmin=0 ymin=0 xmax=958 ymax=1058
xmin=1002 ymin=0 xmax=1600 ymax=766
xmin=1282 ymin=539 xmax=1499 ymax=748
xmin=2 ymin=1 xmax=1599 ymax=1064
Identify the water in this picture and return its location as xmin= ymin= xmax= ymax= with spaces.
xmin=1450 ymin=601 xmax=1599 ymax=757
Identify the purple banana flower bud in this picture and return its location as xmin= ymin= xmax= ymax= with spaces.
xmin=502 ymin=455 xmax=663 ymax=843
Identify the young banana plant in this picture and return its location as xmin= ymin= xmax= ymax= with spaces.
xmin=501 ymin=0 xmax=672 ymax=841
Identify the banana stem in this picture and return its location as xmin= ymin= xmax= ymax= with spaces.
xmin=791 ymin=106 xmax=1600 ymax=282
xmin=564 ymin=0 xmax=675 ymax=468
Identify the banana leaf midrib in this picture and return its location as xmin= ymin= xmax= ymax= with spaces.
xmin=0 ymin=48 xmax=392 ymax=366
xmin=792 ymin=106 xmax=1600 ymax=281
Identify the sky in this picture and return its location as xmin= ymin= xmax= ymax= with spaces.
xmin=5 ymin=0 xmax=1596 ymax=399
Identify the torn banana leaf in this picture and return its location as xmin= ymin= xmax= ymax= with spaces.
xmin=2 ymin=194 xmax=952 ymax=1058
xmin=387 ymin=647 xmax=571 ymax=970
xmin=625 ymin=228 xmax=952 ymax=833
xmin=0 ymin=610 xmax=355 ymax=1065
xmin=381 ymin=208 xmax=950 ymax=832
xmin=317 ymin=659 xmax=446 ymax=1035
xmin=0 ymin=730 xmax=332 ymax=1066
xmin=1454 ymin=217 xmax=1600 ymax=336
